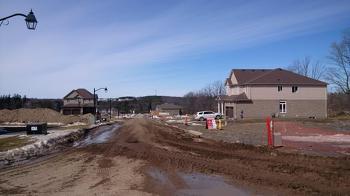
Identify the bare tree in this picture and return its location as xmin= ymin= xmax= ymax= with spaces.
xmin=210 ymin=80 xmax=226 ymax=96
xmin=310 ymin=61 xmax=326 ymax=80
xmin=326 ymin=31 xmax=350 ymax=94
xmin=290 ymin=56 xmax=310 ymax=76
xmin=183 ymin=80 xmax=226 ymax=114
xmin=287 ymin=56 xmax=326 ymax=80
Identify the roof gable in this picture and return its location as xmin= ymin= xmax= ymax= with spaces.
xmin=64 ymin=88 xmax=94 ymax=99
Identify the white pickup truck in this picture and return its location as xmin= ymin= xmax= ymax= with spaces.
xmin=194 ymin=111 xmax=222 ymax=121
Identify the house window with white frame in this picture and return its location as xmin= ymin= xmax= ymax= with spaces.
xmin=279 ymin=101 xmax=287 ymax=113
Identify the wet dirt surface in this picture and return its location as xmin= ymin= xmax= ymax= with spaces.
xmin=1 ymin=119 xmax=350 ymax=195
xmin=0 ymin=124 xmax=149 ymax=195
xmin=147 ymin=167 xmax=251 ymax=196
xmin=74 ymin=124 xmax=121 ymax=147
xmin=86 ymin=119 xmax=350 ymax=195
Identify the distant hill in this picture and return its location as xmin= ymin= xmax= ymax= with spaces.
xmin=1 ymin=94 xmax=186 ymax=114
xmin=97 ymin=95 xmax=185 ymax=114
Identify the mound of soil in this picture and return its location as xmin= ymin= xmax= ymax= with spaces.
xmin=0 ymin=108 xmax=94 ymax=124
xmin=83 ymin=119 xmax=350 ymax=195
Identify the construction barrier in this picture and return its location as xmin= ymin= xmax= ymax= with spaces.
xmin=206 ymin=118 xmax=217 ymax=129
xmin=206 ymin=118 xmax=225 ymax=130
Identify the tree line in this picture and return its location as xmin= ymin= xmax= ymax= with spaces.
xmin=98 ymin=96 xmax=184 ymax=115
xmin=0 ymin=94 xmax=62 ymax=111
xmin=182 ymin=81 xmax=226 ymax=114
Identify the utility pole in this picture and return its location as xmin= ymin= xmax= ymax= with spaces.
xmin=93 ymin=87 xmax=107 ymax=123
xmin=109 ymin=98 xmax=112 ymax=120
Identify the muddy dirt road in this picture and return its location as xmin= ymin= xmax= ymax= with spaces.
xmin=1 ymin=119 xmax=349 ymax=195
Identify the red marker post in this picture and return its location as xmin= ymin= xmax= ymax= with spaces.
xmin=266 ymin=117 xmax=273 ymax=147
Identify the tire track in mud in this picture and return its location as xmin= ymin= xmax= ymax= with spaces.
xmin=81 ymin=119 xmax=350 ymax=195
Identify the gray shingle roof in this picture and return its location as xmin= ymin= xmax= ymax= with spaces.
xmin=218 ymin=93 xmax=251 ymax=102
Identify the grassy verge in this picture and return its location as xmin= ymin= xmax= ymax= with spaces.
xmin=0 ymin=136 xmax=33 ymax=152
xmin=329 ymin=115 xmax=350 ymax=120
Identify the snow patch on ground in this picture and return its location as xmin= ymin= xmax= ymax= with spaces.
xmin=166 ymin=119 xmax=184 ymax=124
xmin=62 ymin=122 xmax=87 ymax=127
xmin=0 ymin=129 xmax=82 ymax=166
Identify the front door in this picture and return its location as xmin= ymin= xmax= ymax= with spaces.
xmin=225 ymin=107 xmax=234 ymax=118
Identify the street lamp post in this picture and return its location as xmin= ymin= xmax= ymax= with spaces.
xmin=93 ymin=87 xmax=107 ymax=122
xmin=0 ymin=9 xmax=38 ymax=30
xmin=109 ymin=98 xmax=112 ymax=120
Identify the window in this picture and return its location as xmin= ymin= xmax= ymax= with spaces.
xmin=292 ymin=86 xmax=298 ymax=93
xmin=279 ymin=101 xmax=287 ymax=113
xmin=278 ymin=85 xmax=282 ymax=92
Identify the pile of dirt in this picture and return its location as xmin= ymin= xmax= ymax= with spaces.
xmin=82 ymin=119 xmax=350 ymax=195
xmin=0 ymin=108 xmax=94 ymax=124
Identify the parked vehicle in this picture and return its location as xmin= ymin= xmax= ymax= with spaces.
xmin=195 ymin=111 xmax=222 ymax=121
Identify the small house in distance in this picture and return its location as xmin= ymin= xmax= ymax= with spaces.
xmin=155 ymin=103 xmax=183 ymax=116
xmin=218 ymin=68 xmax=328 ymax=119
xmin=62 ymin=88 xmax=95 ymax=115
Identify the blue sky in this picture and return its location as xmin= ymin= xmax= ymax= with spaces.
xmin=0 ymin=0 xmax=350 ymax=98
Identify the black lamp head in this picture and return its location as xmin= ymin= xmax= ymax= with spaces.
xmin=25 ymin=9 xmax=37 ymax=30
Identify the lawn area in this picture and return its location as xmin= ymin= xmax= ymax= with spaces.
xmin=0 ymin=136 xmax=33 ymax=152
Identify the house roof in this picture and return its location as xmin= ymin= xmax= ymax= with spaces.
xmin=63 ymin=88 xmax=94 ymax=99
xmin=156 ymin=103 xmax=182 ymax=110
xmin=228 ymin=68 xmax=327 ymax=86
xmin=217 ymin=93 xmax=251 ymax=102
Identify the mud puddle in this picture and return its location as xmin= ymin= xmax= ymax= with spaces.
xmin=148 ymin=167 xmax=251 ymax=196
xmin=74 ymin=124 xmax=120 ymax=147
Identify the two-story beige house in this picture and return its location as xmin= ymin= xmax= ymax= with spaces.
xmin=218 ymin=68 xmax=327 ymax=119
xmin=62 ymin=88 xmax=95 ymax=115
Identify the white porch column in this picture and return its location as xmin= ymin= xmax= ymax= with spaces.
xmin=218 ymin=102 xmax=221 ymax=113
xmin=221 ymin=102 xmax=224 ymax=115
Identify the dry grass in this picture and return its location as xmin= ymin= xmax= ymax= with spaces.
xmin=329 ymin=115 xmax=350 ymax=120
xmin=0 ymin=136 xmax=33 ymax=151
